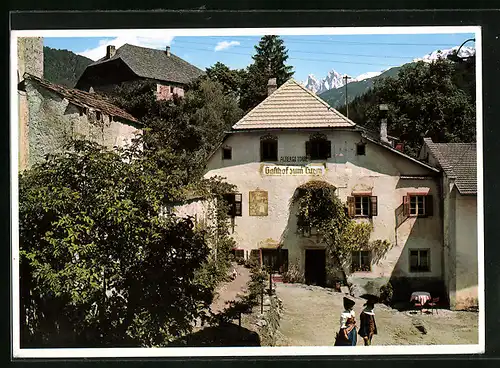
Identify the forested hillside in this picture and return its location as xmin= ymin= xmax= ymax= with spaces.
xmin=43 ymin=46 xmax=93 ymax=87
xmin=337 ymin=58 xmax=476 ymax=158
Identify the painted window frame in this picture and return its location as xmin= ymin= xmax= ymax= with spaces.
xmin=306 ymin=137 xmax=331 ymax=160
xmin=403 ymin=193 xmax=433 ymax=218
xmin=409 ymin=248 xmax=431 ymax=272
xmin=351 ymin=250 xmax=372 ymax=272
xmin=347 ymin=195 xmax=378 ymax=218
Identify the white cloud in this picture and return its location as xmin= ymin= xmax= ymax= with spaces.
xmin=214 ymin=40 xmax=240 ymax=52
xmin=77 ymin=35 xmax=175 ymax=61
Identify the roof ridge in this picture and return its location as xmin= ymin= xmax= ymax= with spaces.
xmin=232 ymin=78 xmax=356 ymax=130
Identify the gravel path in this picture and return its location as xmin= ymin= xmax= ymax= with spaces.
xmin=210 ymin=263 xmax=251 ymax=314
xmin=274 ymin=283 xmax=478 ymax=346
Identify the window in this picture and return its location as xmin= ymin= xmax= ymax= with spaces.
xmin=260 ymin=138 xmax=278 ymax=161
xmin=347 ymin=196 xmax=378 ymax=217
xmin=96 ymin=111 xmax=102 ymax=121
xmin=356 ymin=143 xmax=366 ymax=156
xmin=261 ymin=249 xmax=289 ymax=273
xmin=223 ymin=193 xmax=242 ymax=217
xmin=403 ymin=194 xmax=433 ymax=217
xmin=351 ymin=251 xmax=371 ymax=272
xmin=306 ymin=136 xmax=331 ymax=160
xmin=231 ymin=249 xmax=245 ymax=260
xmin=301 ymin=225 xmax=318 ymax=237
xmin=222 ymin=147 xmax=232 ymax=160
xmin=409 ymin=249 xmax=430 ymax=272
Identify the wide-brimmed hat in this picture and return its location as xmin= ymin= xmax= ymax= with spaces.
xmin=343 ymin=297 xmax=356 ymax=308
xmin=363 ymin=295 xmax=378 ymax=306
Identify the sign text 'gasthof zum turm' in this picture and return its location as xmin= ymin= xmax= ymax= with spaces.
xmin=263 ymin=165 xmax=325 ymax=176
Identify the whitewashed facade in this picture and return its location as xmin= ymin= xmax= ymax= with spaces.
xmin=201 ymin=79 xmax=447 ymax=302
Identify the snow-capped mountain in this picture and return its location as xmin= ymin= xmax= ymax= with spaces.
xmin=304 ymin=45 xmax=476 ymax=95
xmin=353 ymin=71 xmax=383 ymax=82
xmin=303 ymin=70 xmax=347 ymax=94
xmin=413 ymin=46 xmax=475 ymax=63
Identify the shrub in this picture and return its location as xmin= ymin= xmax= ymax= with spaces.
xmin=282 ymin=262 xmax=304 ymax=284
xmin=379 ymin=282 xmax=394 ymax=305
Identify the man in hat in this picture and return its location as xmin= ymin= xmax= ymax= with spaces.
xmin=334 ymin=297 xmax=357 ymax=346
xmin=358 ymin=296 xmax=378 ymax=346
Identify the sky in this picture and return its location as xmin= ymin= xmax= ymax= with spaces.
xmin=43 ymin=32 xmax=476 ymax=83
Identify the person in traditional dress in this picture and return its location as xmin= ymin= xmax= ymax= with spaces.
xmin=334 ymin=297 xmax=357 ymax=346
xmin=358 ymin=297 xmax=378 ymax=346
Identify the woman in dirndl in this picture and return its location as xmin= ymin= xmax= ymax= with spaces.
xmin=334 ymin=297 xmax=357 ymax=346
xmin=358 ymin=297 xmax=378 ymax=346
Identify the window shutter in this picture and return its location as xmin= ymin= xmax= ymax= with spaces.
xmin=370 ymin=196 xmax=378 ymax=217
xmin=425 ymin=195 xmax=433 ymax=217
xmin=403 ymin=196 xmax=409 ymax=216
xmin=347 ymin=196 xmax=355 ymax=217
xmin=260 ymin=141 xmax=264 ymax=162
xmin=326 ymin=140 xmax=332 ymax=158
xmin=305 ymin=141 xmax=311 ymax=157
xmin=235 ymin=193 xmax=242 ymax=216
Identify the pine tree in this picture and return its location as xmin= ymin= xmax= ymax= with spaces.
xmin=240 ymin=35 xmax=294 ymax=112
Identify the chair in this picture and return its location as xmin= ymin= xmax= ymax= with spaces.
xmin=413 ymin=301 xmax=423 ymax=314
xmin=427 ymin=297 xmax=439 ymax=314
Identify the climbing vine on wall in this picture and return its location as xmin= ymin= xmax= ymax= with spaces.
xmin=292 ymin=180 xmax=392 ymax=284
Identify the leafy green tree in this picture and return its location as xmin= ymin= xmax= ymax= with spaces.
xmin=110 ymin=78 xmax=243 ymax=182
xmin=339 ymin=58 xmax=475 ymax=158
xmin=293 ymin=181 xmax=391 ymax=284
xmin=205 ymin=62 xmax=246 ymax=97
xmin=19 ymin=139 xmax=216 ymax=348
xmin=240 ymin=35 xmax=295 ymax=112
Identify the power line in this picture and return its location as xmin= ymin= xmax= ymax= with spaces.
xmin=179 ymin=35 xmax=465 ymax=47
xmin=173 ymin=39 xmax=424 ymax=59
xmin=173 ymin=45 xmax=398 ymax=67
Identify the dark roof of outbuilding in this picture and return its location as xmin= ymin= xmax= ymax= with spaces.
xmin=90 ymin=44 xmax=205 ymax=85
xmin=23 ymin=73 xmax=141 ymax=125
xmin=423 ymin=138 xmax=477 ymax=195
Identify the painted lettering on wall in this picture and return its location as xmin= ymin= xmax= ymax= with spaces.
xmin=263 ymin=165 xmax=325 ymax=176
xmin=279 ymin=156 xmax=308 ymax=163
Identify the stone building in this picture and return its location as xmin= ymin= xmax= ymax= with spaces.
xmin=419 ymin=138 xmax=478 ymax=310
xmin=199 ymin=78 xmax=450 ymax=303
xmin=17 ymin=37 xmax=142 ymax=170
xmin=75 ymin=44 xmax=205 ymax=101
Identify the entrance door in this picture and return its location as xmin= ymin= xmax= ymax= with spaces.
xmin=305 ymin=249 xmax=326 ymax=286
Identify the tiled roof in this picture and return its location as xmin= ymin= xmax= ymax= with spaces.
xmin=24 ymin=73 xmax=140 ymax=124
xmin=232 ymin=79 xmax=356 ymax=130
xmin=423 ymin=138 xmax=477 ymax=194
xmin=90 ymin=44 xmax=205 ymax=85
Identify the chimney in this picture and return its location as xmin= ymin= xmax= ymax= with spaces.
xmin=379 ymin=104 xmax=390 ymax=144
xmin=106 ymin=45 xmax=116 ymax=59
xmin=166 ymin=46 xmax=171 ymax=57
xmin=267 ymin=78 xmax=277 ymax=96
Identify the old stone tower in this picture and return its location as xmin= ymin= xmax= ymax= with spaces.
xmin=18 ymin=37 xmax=43 ymax=170
xmin=17 ymin=37 xmax=43 ymax=82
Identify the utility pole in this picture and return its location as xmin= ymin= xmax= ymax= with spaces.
xmin=343 ymin=75 xmax=352 ymax=118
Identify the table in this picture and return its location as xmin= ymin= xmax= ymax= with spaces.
xmin=410 ymin=291 xmax=431 ymax=305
